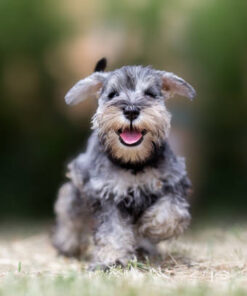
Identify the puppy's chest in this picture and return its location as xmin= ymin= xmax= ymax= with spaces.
xmin=89 ymin=168 xmax=163 ymax=220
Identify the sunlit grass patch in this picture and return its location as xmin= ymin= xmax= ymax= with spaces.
xmin=1 ymin=272 xmax=247 ymax=296
xmin=0 ymin=222 xmax=247 ymax=296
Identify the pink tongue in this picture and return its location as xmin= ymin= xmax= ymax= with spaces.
xmin=120 ymin=130 xmax=142 ymax=145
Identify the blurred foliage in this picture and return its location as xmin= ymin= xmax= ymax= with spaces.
xmin=104 ymin=0 xmax=166 ymax=63
xmin=0 ymin=0 xmax=63 ymax=56
xmin=0 ymin=0 xmax=86 ymax=218
xmin=185 ymin=0 xmax=247 ymax=214
xmin=0 ymin=0 xmax=246 ymax=219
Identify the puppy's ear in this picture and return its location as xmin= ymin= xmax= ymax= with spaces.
xmin=159 ymin=71 xmax=196 ymax=100
xmin=65 ymin=72 xmax=108 ymax=105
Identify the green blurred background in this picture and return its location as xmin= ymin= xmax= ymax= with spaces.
xmin=1 ymin=0 xmax=247 ymax=220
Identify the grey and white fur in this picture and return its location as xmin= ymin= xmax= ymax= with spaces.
xmin=52 ymin=58 xmax=196 ymax=270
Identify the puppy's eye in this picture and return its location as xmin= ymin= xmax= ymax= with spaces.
xmin=108 ymin=90 xmax=119 ymax=99
xmin=144 ymin=89 xmax=157 ymax=98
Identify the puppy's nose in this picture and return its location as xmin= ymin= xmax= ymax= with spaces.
xmin=123 ymin=106 xmax=140 ymax=121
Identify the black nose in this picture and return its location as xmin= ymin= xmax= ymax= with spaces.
xmin=123 ymin=106 xmax=140 ymax=121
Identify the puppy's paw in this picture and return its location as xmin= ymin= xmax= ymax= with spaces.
xmin=138 ymin=197 xmax=190 ymax=243
xmin=88 ymin=256 xmax=134 ymax=272
xmin=88 ymin=263 xmax=111 ymax=272
xmin=88 ymin=260 xmax=125 ymax=272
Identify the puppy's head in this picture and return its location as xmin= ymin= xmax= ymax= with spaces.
xmin=65 ymin=59 xmax=195 ymax=164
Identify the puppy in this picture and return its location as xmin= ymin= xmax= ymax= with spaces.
xmin=52 ymin=58 xmax=195 ymax=270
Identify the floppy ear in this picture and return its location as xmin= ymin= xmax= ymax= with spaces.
xmin=65 ymin=72 xmax=108 ymax=105
xmin=160 ymin=71 xmax=196 ymax=100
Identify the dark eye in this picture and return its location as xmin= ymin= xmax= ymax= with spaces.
xmin=144 ymin=89 xmax=157 ymax=98
xmin=108 ymin=90 xmax=119 ymax=99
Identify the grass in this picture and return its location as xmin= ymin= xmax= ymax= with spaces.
xmin=0 ymin=221 xmax=247 ymax=296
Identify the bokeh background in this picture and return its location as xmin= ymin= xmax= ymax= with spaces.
xmin=1 ymin=0 xmax=247 ymax=221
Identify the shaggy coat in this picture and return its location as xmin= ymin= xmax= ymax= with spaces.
xmin=52 ymin=60 xmax=195 ymax=270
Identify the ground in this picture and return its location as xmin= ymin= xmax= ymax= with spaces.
xmin=0 ymin=220 xmax=247 ymax=296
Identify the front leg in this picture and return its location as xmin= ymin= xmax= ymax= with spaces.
xmin=137 ymin=195 xmax=190 ymax=243
xmin=90 ymin=203 xmax=136 ymax=270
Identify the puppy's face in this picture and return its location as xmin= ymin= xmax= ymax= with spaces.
xmin=65 ymin=64 xmax=195 ymax=164
xmin=92 ymin=67 xmax=172 ymax=163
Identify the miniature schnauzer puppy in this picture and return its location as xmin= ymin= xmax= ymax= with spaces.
xmin=52 ymin=58 xmax=196 ymax=270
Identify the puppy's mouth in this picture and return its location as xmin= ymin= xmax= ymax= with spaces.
xmin=117 ymin=128 xmax=147 ymax=147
